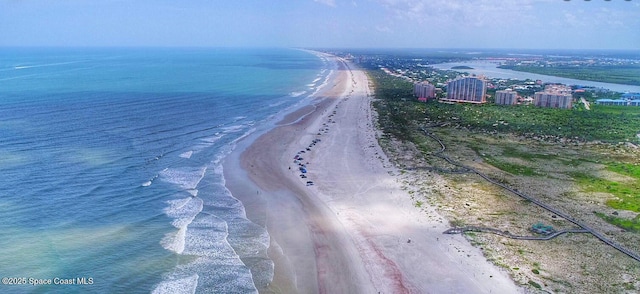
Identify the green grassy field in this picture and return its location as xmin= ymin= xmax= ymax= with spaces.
xmin=568 ymin=162 xmax=640 ymax=232
xmin=421 ymin=102 xmax=640 ymax=143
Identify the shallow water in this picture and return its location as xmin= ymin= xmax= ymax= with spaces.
xmin=0 ymin=47 xmax=329 ymax=293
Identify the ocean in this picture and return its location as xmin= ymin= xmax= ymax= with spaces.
xmin=0 ymin=48 xmax=330 ymax=293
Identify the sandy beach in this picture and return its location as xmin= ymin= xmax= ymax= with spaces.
xmin=224 ymin=53 xmax=522 ymax=293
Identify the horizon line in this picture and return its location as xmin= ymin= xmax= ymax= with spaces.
xmin=0 ymin=45 xmax=638 ymax=52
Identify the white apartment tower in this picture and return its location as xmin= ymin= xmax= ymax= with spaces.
xmin=444 ymin=77 xmax=486 ymax=103
xmin=534 ymin=84 xmax=573 ymax=109
xmin=534 ymin=92 xmax=573 ymax=109
xmin=414 ymin=82 xmax=436 ymax=99
xmin=495 ymin=89 xmax=518 ymax=105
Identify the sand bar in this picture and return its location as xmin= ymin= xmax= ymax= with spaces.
xmin=224 ymin=53 xmax=523 ymax=293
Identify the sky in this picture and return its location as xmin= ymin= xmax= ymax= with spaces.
xmin=0 ymin=0 xmax=638 ymax=49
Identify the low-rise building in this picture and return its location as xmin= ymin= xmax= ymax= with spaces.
xmin=622 ymin=93 xmax=640 ymax=100
xmin=596 ymin=99 xmax=629 ymax=106
xmin=596 ymin=99 xmax=640 ymax=106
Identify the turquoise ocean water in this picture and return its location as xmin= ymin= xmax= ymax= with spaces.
xmin=0 ymin=48 xmax=330 ymax=293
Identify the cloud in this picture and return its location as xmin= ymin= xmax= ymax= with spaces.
xmin=563 ymin=12 xmax=587 ymax=28
xmin=377 ymin=0 xmax=540 ymax=27
xmin=375 ymin=25 xmax=393 ymax=33
xmin=314 ymin=0 xmax=337 ymax=7
xmin=556 ymin=6 xmax=638 ymax=30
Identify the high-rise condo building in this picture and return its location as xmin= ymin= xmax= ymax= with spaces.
xmin=533 ymin=84 xmax=573 ymax=109
xmin=414 ymin=82 xmax=436 ymax=99
xmin=444 ymin=77 xmax=486 ymax=103
xmin=534 ymin=92 xmax=573 ymax=109
xmin=495 ymin=89 xmax=518 ymax=105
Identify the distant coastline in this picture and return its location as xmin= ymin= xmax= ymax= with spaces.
xmin=431 ymin=61 xmax=640 ymax=93
xmin=497 ymin=64 xmax=640 ymax=87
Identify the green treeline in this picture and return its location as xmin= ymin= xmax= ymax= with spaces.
xmin=498 ymin=65 xmax=640 ymax=86
xmin=368 ymin=69 xmax=640 ymax=143
xmin=368 ymin=70 xmax=422 ymax=142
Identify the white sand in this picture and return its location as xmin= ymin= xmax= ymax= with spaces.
xmin=224 ymin=54 xmax=522 ymax=293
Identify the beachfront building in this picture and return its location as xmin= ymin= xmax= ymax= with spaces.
xmin=534 ymin=92 xmax=573 ymax=109
xmin=414 ymin=82 xmax=436 ymax=101
xmin=443 ymin=77 xmax=486 ymax=104
xmin=494 ymin=89 xmax=518 ymax=105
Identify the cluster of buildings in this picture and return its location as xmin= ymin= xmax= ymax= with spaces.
xmin=414 ymin=77 xmax=487 ymax=103
xmin=595 ymin=93 xmax=640 ymax=107
xmin=413 ymin=77 xmax=576 ymax=109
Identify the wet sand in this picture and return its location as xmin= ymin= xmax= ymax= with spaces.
xmin=224 ymin=53 xmax=522 ymax=293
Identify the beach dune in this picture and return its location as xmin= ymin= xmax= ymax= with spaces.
xmin=224 ymin=53 xmax=522 ymax=293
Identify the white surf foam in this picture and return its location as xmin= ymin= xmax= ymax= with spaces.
xmin=289 ymin=91 xmax=307 ymax=97
xmin=160 ymin=196 xmax=204 ymax=254
xmin=158 ymin=166 xmax=207 ymax=254
xmin=13 ymin=61 xmax=83 ymax=70
xmin=160 ymin=225 xmax=187 ymax=254
xmin=153 ymin=50 xmax=336 ymax=292
xmin=142 ymin=174 xmax=160 ymax=187
xmin=159 ymin=166 xmax=207 ymax=191
xmin=151 ymin=274 xmax=198 ymax=294
xmin=164 ymin=197 xmax=204 ymax=228
xmin=157 ymin=211 xmax=260 ymax=293
xmin=221 ymin=124 xmax=244 ymax=133
xmin=200 ymin=134 xmax=223 ymax=144
xmin=185 ymin=134 xmax=225 ymax=157
xmin=312 ymin=69 xmax=333 ymax=96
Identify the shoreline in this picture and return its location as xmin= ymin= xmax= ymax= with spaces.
xmin=224 ymin=53 xmax=522 ymax=293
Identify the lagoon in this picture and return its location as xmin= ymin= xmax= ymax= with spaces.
xmin=431 ymin=61 xmax=640 ymax=93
